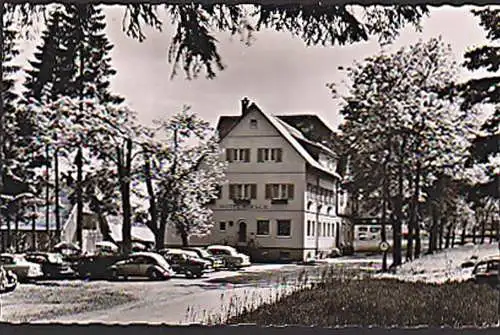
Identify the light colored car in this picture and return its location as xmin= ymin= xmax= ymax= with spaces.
xmin=0 ymin=265 xmax=18 ymax=294
xmin=0 ymin=253 xmax=44 ymax=282
xmin=206 ymin=245 xmax=251 ymax=269
xmin=108 ymin=252 xmax=175 ymax=281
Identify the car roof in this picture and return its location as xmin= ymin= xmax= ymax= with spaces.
xmin=207 ymin=245 xmax=235 ymax=251
xmin=130 ymin=252 xmax=163 ymax=261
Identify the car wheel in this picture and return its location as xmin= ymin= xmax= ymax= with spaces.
xmin=148 ymin=269 xmax=161 ymax=281
xmin=110 ymin=269 xmax=119 ymax=281
xmin=185 ymin=270 xmax=194 ymax=279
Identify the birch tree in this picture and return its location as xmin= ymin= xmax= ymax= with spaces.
xmin=138 ymin=109 xmax=226 ymax=248
xmin=330 ymin=37 xmax=481 ymax=266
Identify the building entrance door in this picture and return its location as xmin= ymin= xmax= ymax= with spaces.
xmin=238 ymin=221 xmax=247 ymax=243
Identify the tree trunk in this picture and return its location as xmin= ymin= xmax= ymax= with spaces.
xmin=445 ymin=223 xmax=452 ymax=249
xmin=413 ymin=161 xmax=422 ymax=258
xmin=461 ymin=221 xmax=467 ymax=245
xmin=14 ymin=213 xmax=19 ymax=253
xmin=406 ymin=174 xmax=414 ymax=261
xmin=75 ymin=147 xmax=83 ymax=249
xmin=380 ymin=138 xmax=391 ymax=272
xmin=0 ymin=2 xmax=5 ymax=212
xmin=118 ymin=139 xmax=133 ymax=255
xmin=156 ymin=207 xmax=167 ymax=251
xmin=438 ymin=216 xmax=445 ymax=250
xmin=451 ymin=228 xmax=456 ymax=248
xmin=143 ymin=157 xmax=159 ymax=247
xmin=428 ymin=203 xmax=438 ymax=254
xmin=392 ymin=140 xmax=405 ymax=267
xmin=472 ymin=226 xmax=477 ymax=244
xmin=31 ymin=206 xmax=36 ymax=251
xmin=480 ymin=218 xmax=486 ymax=244
xmin=54 ymin=148 xmax=61 ymax=245
xmin=6 ymin=212 xmax=10 ymax=251
xmin=45 ymin=144 xmax=50 ymax=248
xmin=180 ymin=230 xmax=189 ymax=247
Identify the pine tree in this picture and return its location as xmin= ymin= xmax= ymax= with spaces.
xmin=462 ymin=8 xmax=499 ymax=202
xmin=22 ymin=4 xmax=123 ymax=248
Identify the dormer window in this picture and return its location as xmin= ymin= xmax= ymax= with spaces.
xmin=249 ymin=119 xmax=258 ymax=129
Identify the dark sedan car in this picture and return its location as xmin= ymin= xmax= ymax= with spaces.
xmin=24 ymin=252 xmax=75 ymax=279
xmin=182 ymin=247 xmax=225 ymax=270
xmin=160 ymin=249 xmax=211 ymax=278
xmin=472 ymin=256 xmax=500 ymax=288
xmin=72 ymin=254 xmax=127 ymax=279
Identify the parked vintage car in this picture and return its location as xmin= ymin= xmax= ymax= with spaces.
xmin=182 ymin=247 xmax=225 ymax=270
xmin=24 ymin=252 xmax=75 ymax=279
xmin=0 ymin=265 xmax=18 ymax=294
xmin=471 ymin=256 xmax=500 ymax=288
xmin=160 ymin=248 xmax=212 ymax=278
xmin=107 ymin=252 xmax=175 ymax=281
xmin=0 ymin=253 xmax=44 ymax=282
xmin=206 ymin=245 xmax=251 ymax=269
xmin=72 ymin=254 xmax=127 ymax=279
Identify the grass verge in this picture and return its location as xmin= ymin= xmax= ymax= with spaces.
xmin=0 ymin=284 xmax=137 ymax=322
xmin=202 ymin=266 xmax=500 ymax=327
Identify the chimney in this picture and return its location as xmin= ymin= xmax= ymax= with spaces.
xmin=241 ymin=97 xmax=250 ymax=115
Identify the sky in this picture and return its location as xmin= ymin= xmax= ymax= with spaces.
xmin=16 ymin=5 xmax=494 ymax=131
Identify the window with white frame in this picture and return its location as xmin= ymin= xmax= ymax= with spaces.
xmin=277 ymin=220 xmax=291 ymax=237
xmin=307 ymin=220 xmax=311 ymax=236
xmin=257 ymin=148 xmax=283 ymax=163
xmin=265 ymin=183 xmax=294 ymax=200
xmin=323 ymin=222 xmax=327 ymax=237
xmin=226 ymin=148 xmax=251 ymax=162
xmin=256 ymin=220 xmax=270 ymax=236
xmin=229 ymin=184 xmax=257 ymax=200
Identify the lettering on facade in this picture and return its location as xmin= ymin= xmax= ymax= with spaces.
xmin=218 ymin=204 xmax=270 ymax=210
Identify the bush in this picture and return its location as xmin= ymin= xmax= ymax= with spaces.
xmin=222 ymin=277 xmax=499 ymax=327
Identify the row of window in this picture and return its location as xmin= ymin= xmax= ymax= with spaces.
xmin=306 ymin=220 xmax=337 ymax=237
xmin=227 ymin=183 xmax=295 ymax=200
xmin=226 ymin=148 xmax=283 ymax=163
xmin=219 ymin=219 xmax=292 ymax=237
xmin=307 ymin=183 xmax=336 ymax=203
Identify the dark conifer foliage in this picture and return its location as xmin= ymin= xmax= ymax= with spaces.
xmin=23 ymin=4 xmax=123 ymax=105
xmin=462 ymin=8 xmax=499 ymax=201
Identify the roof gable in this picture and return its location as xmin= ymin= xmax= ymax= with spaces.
xmin=217 ymin=101 xmax=341 ymax=179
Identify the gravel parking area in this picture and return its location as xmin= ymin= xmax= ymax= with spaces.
xmin=0 ymin=261 xmax=376 ymax=324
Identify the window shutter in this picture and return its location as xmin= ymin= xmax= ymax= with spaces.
xmin=229 ymin=184 xmax=235 ymax=199
xmin=226 ymin=149 xmax=233 ymax=162
xmin=244 ymin=149 xmax=250 ymax=162
xmin=276 ymin=148 xmax=282 ymax=162
xmin=288 ymin=184 xmax=294 ymax=199
xmin=257 ymin=148 xmax=263 ymax=162
xmin=265 ymin=184 xmax=271 ymax=199
xmin=250 ymin=184 xmax=257 ymax=199
xmin=217 ymin=185 xmax=223 ymax=199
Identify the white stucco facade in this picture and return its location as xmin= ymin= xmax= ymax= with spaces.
xmin=165 ymin=101 xmax=351 ymax=261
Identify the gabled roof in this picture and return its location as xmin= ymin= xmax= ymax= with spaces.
xmin=218 ymin=102 xmax=342 ymax=179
